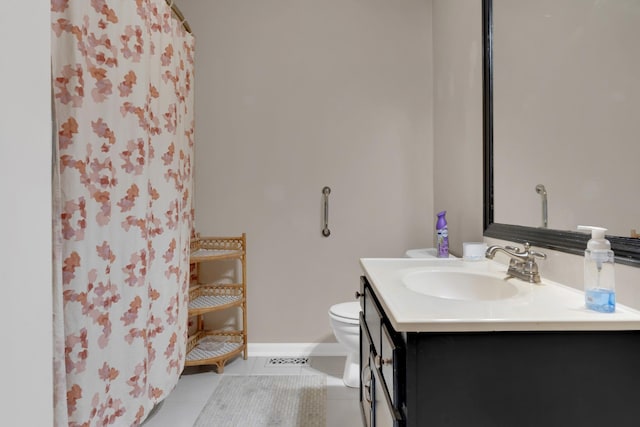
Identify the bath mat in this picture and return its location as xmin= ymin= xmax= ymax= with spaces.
xmin=194 ymin=375 xmax=327 ymax=427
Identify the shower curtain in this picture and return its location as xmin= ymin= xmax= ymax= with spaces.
xmin=51 ymin=1 xmax=194 ymax=425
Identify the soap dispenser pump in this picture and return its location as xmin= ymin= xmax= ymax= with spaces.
xmin=577 ymin=225 xmax=615 ymax=313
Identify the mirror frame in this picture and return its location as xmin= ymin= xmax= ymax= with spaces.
xmin=482 ymin=0 xmax=640 ymax=267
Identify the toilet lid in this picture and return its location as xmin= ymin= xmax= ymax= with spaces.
xmin=406 ymin=248 xmax=438 ymax=258
xmin=406 ymin=248 xmax=457 ymax=259
xmin=329 ymin=301 xmax=360 ymax=322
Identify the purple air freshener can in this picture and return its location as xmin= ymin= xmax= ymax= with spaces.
xmin=436 ymin=211 xmax=449 ymax=258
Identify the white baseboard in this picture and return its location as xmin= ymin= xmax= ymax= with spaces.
xmin=247 ymin=342 xmax=347 ymax=357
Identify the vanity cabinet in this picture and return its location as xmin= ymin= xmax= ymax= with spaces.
xmin=360 ymin=276 xmax=405 ymax=427
xmin=185 ymin=234 xmax=247 ymax=372
xmin=359 ymin=275 xmax=640 ymax=427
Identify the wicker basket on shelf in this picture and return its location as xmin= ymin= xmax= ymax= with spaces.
xmin=188 ymin=284 xmax=244 ymax=316
xmin=185 ymin=329 xmax=245 ymax=368
xmin=190 ymin=234 xmax=245 ymax=260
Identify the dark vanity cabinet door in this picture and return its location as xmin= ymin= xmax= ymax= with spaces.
xmin=359 ymin=313 xmax=374 ymax=427
xmin=371 ymin=358 xmax=397 ymax=427
xmin=359 ymin=276 xmax=405 ymax=427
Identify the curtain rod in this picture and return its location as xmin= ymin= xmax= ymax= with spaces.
xmin=166 ymin=0 xmax=192 ymax=34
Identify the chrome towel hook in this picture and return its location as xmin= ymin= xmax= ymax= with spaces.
xmin=322 ymin=186 xmax=331 ymax=237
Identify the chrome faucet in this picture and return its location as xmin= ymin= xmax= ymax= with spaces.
xmin=485 ymin=242 xmax=547 ymax=283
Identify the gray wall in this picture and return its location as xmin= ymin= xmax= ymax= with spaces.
xmin=182 ymin=0 xmax=437 ymax=343
xmin=1 ymin=0 xmax=52 ymax=424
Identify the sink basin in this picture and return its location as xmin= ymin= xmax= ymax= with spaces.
xmin=402 ymin=270 xmax=519 ymax=301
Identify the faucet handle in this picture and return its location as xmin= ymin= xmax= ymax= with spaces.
xmin=519 ymin=242 xmax=546 ymax=259
xmin=505 ymin=242 xmax=534 ymax=255
xmin=506 ymin=242 xmax=546 ymax=261
xmin=529 ymin=249 xmax=547 ymax=260
xmin=505 ymin=245 xmax=524 ymax=254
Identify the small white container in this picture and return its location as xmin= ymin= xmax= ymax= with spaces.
xmin=463 ymin=242 xmax=487 ymax=261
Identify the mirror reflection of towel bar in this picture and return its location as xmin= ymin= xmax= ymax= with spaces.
xmin=322 ymin=186 xmax=331 ymax=237
xmin=535 ymin=184 xmax=548 ymax=228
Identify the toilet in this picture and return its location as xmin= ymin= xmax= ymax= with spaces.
xmin=328 ymin=301 xmax=361 ymax=388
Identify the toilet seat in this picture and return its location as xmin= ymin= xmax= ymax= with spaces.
xmin=329 ymin=301 xmax=360 ymax=325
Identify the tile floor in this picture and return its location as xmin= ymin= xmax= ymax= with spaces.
xmin=142 ymin=356 xmax=362 ymax=427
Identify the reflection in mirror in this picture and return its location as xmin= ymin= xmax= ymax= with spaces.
xmin=493 ymin=0 xmax=640 ymax=236
xmin=482 ymin=0 xmax=640 ymax=266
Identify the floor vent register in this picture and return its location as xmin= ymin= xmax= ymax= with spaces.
xmin=266 ymin=357 xmax=310 ymax=366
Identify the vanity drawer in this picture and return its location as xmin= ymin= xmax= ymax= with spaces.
xmin=359 ymin=275 xmax=367 ymax=312
xmin=362 ymin=277 xmax=384 ymax=355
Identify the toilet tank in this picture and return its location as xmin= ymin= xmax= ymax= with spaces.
xmin=405 ymin=248 xmax=457 ymax=258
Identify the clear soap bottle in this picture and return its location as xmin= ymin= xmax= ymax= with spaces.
xmin=577 ymin=225 xmax=615 ymax=313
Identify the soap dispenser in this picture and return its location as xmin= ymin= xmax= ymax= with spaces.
xmin=577 ymin=225 xmax=615 ymax=313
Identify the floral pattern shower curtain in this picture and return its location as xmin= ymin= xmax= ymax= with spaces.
xmin=51 ymin=1 xmax=194 ymax=425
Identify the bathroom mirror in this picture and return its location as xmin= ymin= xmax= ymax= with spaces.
xmin=482 ymin=0 xmax=640 ymax=266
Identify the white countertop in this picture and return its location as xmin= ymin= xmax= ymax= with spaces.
xmin=360 ymin=257 xmax=640 ymax=333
